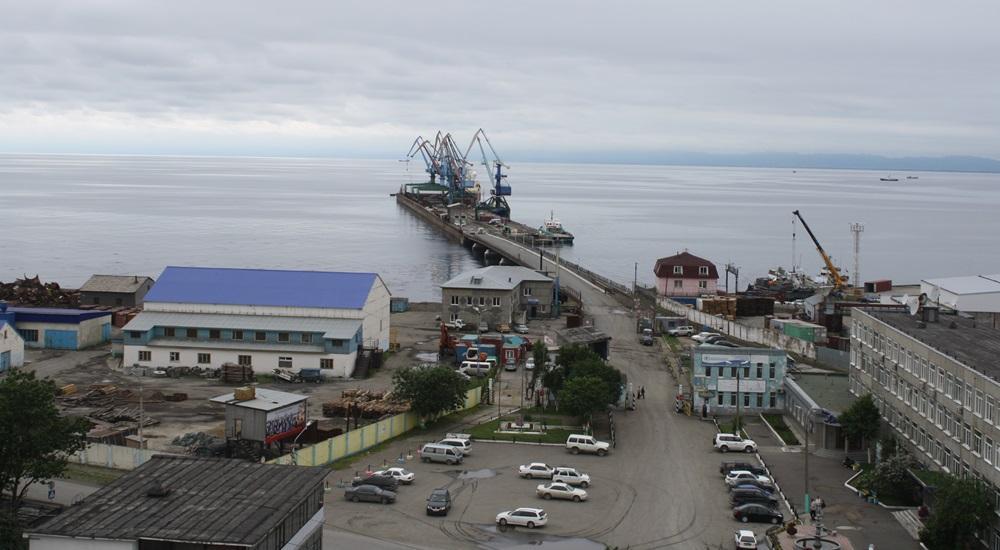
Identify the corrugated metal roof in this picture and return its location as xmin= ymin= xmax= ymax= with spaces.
xmin=79 ymin=274 xmax=154 ymax=294
xmin=25 ymin=455 xmax=327 ymax=545
xmin=442 ymin=266 xmax=551 ymax=290
xmin=209 ymin=387 xmax=308 ymax=410
xmin=145 ymin=266 xmax=380 ymax=309
xmin=922 ymin=274 xmax=1000 ymax=295
xmin=123 ymin=311 xmax=361 ymax=340
xmin=8 ymin=307 xmax=111 ymax=323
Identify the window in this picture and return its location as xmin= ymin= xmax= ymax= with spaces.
xmin=756 ymin=393 xmax=763 ymax=407
xmin=730 ymin=367 xmax=738 ymax=378
xmin=977 ymin=390 xmax=985 ymax=417
xmin=209 ymin=329 xmax=220 ymax=340
xmin=164 ymin=327 xmax=175 ymax=337
xmin=718 ymin=392 xmax=724 ymax=405
xmin=744 ymin=393 xmax=750 ymax=406
xmin=966 ymin=384 xmax=975 ymax=411
xmin=769 ymin=392 xmax=776 ymax=408
xmin=478 ymin=296 xmax=486 ymax=306
xmin=769 ymin=364 xmax=776 ymax=378
xmin=321 ymin=358 xmax=334 ymax=369
xmin=964 ymin=423 xmax=973 ymax=448
xmin=138 ymin=350 xmax=151 ymax=361
xmin=989 ymin=396 xmax=997 ymax=425
xmin=743 ymin=367 xmax=750 ymax=379
xmin=673 ymin=265 xmax=683 ymax=275
xmin=450 ymin=313 xmax=459 ymax=321
xmin=278 ymin=332 xmax=290 ymax=343
xmin=523 ymin=287 xmax=533 ymax=296
xmin=186 ymin=328 xmax=197 ymax=338
xmin=730 ymin=393 xmax=736 ymax=406
xmin=129 ymin=331 xmax=141 ymax=338
xmin=699 ymin=266 xmax=709 ymax=275
xmin=233 ymin=330 xmax=243 ymax=340
xmin=466 ymin=296 xmax=473 ymax=306
xmin=238 ymin=355 xmax=252 ymax=366
xmin=451 ymin=295 xmax=459 ymax=305
xmin=301 ymin=333 xmax=313 ymax=344
xmin=169 ymin=352 xmax=179 ymax=362
xmin=492 ymin=297 xmax=501 ymax=306
xmin=975 ymin=430 xmax=984 ymax=456
xmin=705 ymin=366 xmax=712 ymax=377
xmin=698 ymin=280 xmax=707 ymax=289
xmin=279 ymin=356 xmax=293 ymax=369
xmin=673 ymin=280 xmax=683 ymax=289
xmin=197 ymin=353 xmax=211 ymax=364
xmin=255 ymin=331 xmax=266 ymax=341
xmin=755 ymin=365 xmax=763 ymax=378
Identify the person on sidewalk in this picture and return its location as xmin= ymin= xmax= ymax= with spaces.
xmin=809 ymin=498 xmax=819 ymax=521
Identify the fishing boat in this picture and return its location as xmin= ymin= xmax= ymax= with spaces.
xmin=906 ymin=175 xmax=919 ymax=180
xmin=537 ymin=211 xmax=574 ymax=245
xmin=880 ymin=174 xmax=899 ymax=182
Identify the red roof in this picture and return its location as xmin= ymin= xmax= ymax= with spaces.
xmin=653 ymin=252 xmax=719 ymax=279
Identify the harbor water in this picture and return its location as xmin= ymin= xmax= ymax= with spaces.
xmin=1 ymin=154 xmax=999 ymax=300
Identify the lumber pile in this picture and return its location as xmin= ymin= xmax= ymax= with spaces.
xmin=0 ymin=275 xmax=79 ymax=307
xmin=322 ymin=389 xmax=408 ymax=419
xmin=221 ymin=363 xmax=254 ymax=383
xmin=89 ymin=405 xmax=158 ymax=427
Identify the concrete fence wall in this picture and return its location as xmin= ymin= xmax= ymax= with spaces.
xmin=658 ymin=297 xmax=817 ymax=359
xmin=71 ymin=443 xmax=170 ymax=470
xmin=269 ymin=386 xmax=483 ymax=467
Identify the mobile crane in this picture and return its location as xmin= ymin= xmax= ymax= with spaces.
xmin=792 ymin=210 xmax=846 ymax=289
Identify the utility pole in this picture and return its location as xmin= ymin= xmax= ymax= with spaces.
xmin=138 ymin=378 xmax=144 ymax=447
xmin=851 ymin=222 xmax=864 ymax=289
xmin=735 ymin=367 xmax=741 ymax=431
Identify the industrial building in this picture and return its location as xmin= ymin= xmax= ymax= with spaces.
xmin=783 ymin=370 xmax=860 ymax=457
xmin=122 ymin=267 xmax=391 ymax=378
xmin=210 ymin=387 xmax=308 ymax=446
xmin=0 ymin=318 xmax=25 ymax=371
xmin=850 ymin=307 xmax=1000 ymax=548
xmin=79 ymin=274 xmax=155 ymax=308
xmin=441 ymin=266 xmax=553 ymax=328
xmin=689 ymin=346 xmax=788 ymax=416
xmin=921 ymin=273 xmax=1000 ymax=328
xmin=653 ymin=251 xmax=719 ymax=297
xmin=25 ymin=455 xmax=327 ymax=550
xmin=0 ymin=304 xmax=111 ymax=350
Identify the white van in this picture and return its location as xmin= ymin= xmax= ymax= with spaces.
xmin=459 ymin=361 xmax=492 ymax=377
xmin=419 ymin=443 xmax=464 ymax=465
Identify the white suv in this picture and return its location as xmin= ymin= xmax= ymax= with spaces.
xmin=552 ymin=467 xmax=591 ymax=488
xmin=438 ymin=434 xmax=472 ymax=455
xmin=668 ymin=325 xmax=695 ymax=336
xmin=566 ymin=434 xmax=610 ymax=456
xmin=714 ymin=433 xmax=757 ymax=453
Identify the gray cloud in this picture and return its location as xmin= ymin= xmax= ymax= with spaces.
xmin=0 ymin=0 xmax=997 ymax=158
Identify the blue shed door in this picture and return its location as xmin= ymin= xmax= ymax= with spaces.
xmin=101 ymin=323 xmax=111 ymax=342
xmin=45 ymin=330 xmax=78 ymax=350
xmin=0 ymin=351 xmax=9 ymax=372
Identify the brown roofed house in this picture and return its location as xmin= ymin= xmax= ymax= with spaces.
xmin=653 ymin=251 xmax=718 ymax=297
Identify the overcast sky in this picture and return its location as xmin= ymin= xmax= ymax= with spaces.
xmin=1 ymin=0 xmax=998 ymax=159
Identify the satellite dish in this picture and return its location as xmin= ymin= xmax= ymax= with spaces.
xmin=904 ymin=295 xmax=920 ymax=316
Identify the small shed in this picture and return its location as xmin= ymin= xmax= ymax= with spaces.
xmin=79 ymin=274 xmax=155 ymax=308
xmin=210 ymin=387 xmax=308 ymax=444
xmin=557 ymin=326 xmax=612 ymax=361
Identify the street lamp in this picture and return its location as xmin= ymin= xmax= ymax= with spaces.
xmin=804 ymin=407 xmax=823 ymax=522
xmin=291 ymin=420 xmax=316 ymax=466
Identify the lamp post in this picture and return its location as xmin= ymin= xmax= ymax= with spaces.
xmin=291 ymin=420 xmax=316 ymax=466
xmin=804 ymin=407 xmax=822 ymax=521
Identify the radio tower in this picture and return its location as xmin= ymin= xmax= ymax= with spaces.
xmin=850 ymin=222 xmax=864 ymax=288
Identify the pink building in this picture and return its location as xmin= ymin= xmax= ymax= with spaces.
xmin=654 ymin=251 xmax=719 ymax=297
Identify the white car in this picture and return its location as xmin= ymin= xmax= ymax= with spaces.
xmin=692 ymin=331 xmax=719 ymax=342
xmin=438 ymin=435 xmax=472 ymax=455
xmin=496 ymin=507 xmax=547 ymax=529
xmin=536 ymin=482 xmax=588 ymax=502
xmin=525 ymin=357 xmax=536 ymax=370
xmin=734 ymin=529 xmax=757 ymax=549
xmin=518 ymin=462 xmax=555 ymax=479
xmin=668 ymin=325 xmax=695 ymax=337
xmin=566 ymin=434 xmax=610 ymax=456
xmin=514 ymin=324 xmax=529 ymax=334
xmin=552 ymin=467 xmax=591 ymax=488
xmin=372 ymin=467 xmax=415 ymax=485
xmin=725 ymin=471 xmax=773 ymax=488
xmin=714 ymin=433 xmax=757 ymax=453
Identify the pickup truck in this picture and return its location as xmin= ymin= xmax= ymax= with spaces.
xmin=445 ymin=319 xmax=466 ymax=330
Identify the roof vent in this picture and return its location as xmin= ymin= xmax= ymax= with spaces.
xmin=470 ymin=276 xmax=483 ymax=285
xmin=146 ymin=481 xmax=171 ymax=498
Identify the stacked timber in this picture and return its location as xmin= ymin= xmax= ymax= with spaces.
xmin=699 ymin=297 xmax=737 ymax=317
xmin=222 ymin=363 xmax=254 ymax=383
xmin=322 ymin=389 xmax=409 ymax=419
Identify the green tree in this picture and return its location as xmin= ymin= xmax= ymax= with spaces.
xmin=0 ymin=370 xmax=89 ymax=548
xmin=569 ymin=358 xmax=623 ymax=404
xmin=559 ymin=376 xmax=610 ymax=420
xmin=557 ymin=345 xmax=601 ymax=375
xmin=838 ymin=393 xmax=880 ymax=462
xmin=920 ymin=476 xmax=994 ymax=550
xmin=871 ymin=453 xmax=915 ymax=498
xmin=530 ymin=340 xmax=548 ymax=390
xmin=392 ymin=366 xmax=469 ymax=424
xmin=542 ymin=365 xmax=566 ymax=394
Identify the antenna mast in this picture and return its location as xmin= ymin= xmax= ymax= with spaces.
xmin=850 ymin=222 xmax=864 ymax=289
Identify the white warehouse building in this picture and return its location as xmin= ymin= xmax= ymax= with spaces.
xmin=123 ymin=266 xmax=390 ymax=378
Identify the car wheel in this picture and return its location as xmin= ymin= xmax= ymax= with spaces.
xmin=381 ymin=497 xmax=387 ymax=504
xmin=422 ymin=457 xmax=430 ymax=463
xmin=597 ymin=449 xmax=607 ymax=457
xmin=741 ymin=516 xmax=749 ymax=523
xmin=720 ymin=446 xmax=729 ymax=453
xmin=448 ymin=459 xmax=456 ymax=465
xmin=572 ymin=495 xmax=581 ymax=502
xmin=571 ymin=447 xmax=580 ymax=455
xmin=527 ymin=522 xmax=535 ymax=529
xmin=771 ymin=517 xmax=780 ymax=524
xmin=499 ymin=518 xmax=508 ymax=526
xmin=543 ymin=493 xmax=552 ymax=500
xmin=581 ymin=481 xmax=589 ymax=488
xmin=745 ymin=446 xmax=755 ymax=453
xmin=351 ymin=496 xmax=360 ymax=503
xmin=526 ymin=473 xmax=533 ymax=479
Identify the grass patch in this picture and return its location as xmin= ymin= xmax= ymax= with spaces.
xmin=62 ymin=463 xmax=128 ymax=486
xmin=913 ymin=469 xmax=951 ymax=488
xmin=662 ymin=335 xmax=680 ymax=353
xmin=762 ymin=414 xmax=800 ymax=445
xmin=848 ymin=464 xmax=922 ymax=506
xmin=468 ymin=417 xmax=579 ymax=444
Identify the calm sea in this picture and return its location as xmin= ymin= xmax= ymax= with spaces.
xmin=1 ymin=154 xmax=998 ymax=300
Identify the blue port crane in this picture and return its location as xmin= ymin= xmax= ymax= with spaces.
xmin=407 ymin=132 xmax=477 ymax=203
xmin=464 ymin=128 xmax=512 ymax=219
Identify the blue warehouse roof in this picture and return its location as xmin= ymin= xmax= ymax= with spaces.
xmin=8 ymin=307 xmax=112 ymax=324
xmin=145 ymin=266 xmax=379 ymax=310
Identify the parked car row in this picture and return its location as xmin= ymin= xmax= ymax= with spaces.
xmin=496 ymin=460 xmax=594 ymax=530
xmin=720 ymin=460 xmax=784 ymax=526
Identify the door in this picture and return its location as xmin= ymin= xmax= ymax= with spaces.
xmin=44 ymin=330 xmax=78 ymax=350
xmin=0 ymin=351 xmax=9 ymax=373
xmin=101 ymin=323 xmax=111 ymax=342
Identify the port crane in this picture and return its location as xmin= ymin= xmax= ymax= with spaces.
xmin=792 ymin=210 xmax=846 ymax=289
xmin=465 ymin=128 xmax=512 ymax=219
xmin=407 ymin=132 xmax=477 ymax=203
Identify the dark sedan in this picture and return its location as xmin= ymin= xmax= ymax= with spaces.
xmin=352 ymin=474 xmax=399 ymax=491
xmin=730 ymin=485 xmax=775 ymax=499
xmin=729 ymin=479 xmax=774 ymax=493
xmin=733 ymin=503 xmax=783 ymax=524
xmin=345 ymin=484 xmax=396 ymax=504
xmin=720 ymin=462 xmax=767 ymax=476
xmin=731 ymin=493 xmax=779 ymax=508
xmin=426 ymin=488 xmax=452 ymax=516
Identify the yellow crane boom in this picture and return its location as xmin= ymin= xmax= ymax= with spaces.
xmin=792 ymin=210 xmax=845 ymax=289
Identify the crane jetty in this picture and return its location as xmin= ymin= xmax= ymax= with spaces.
xmin=394 ymin=130 xmax=574 ymax=265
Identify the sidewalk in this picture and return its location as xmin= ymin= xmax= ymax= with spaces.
xmin=755 ymin=425 xmax=921 ymax=550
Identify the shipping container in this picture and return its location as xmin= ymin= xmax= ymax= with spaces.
xmin=390 ymin=297 xmax=410 ymax=313
xmin=864 ymin=280 xmax=893 ymax=293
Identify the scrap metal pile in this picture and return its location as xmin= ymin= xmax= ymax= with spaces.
xmin=322 ymin=388 xmax=409 ymax=419
xmin=172 ymin=432 xmax=227 ymax=457
xmin=0 ymin=275 xmax=79 ymax=307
